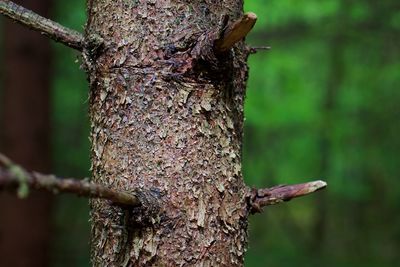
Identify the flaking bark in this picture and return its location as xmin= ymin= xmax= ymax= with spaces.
xmin=86 ymin=1 xmax=249 ymax=266
xmin=0 ymin=1 xmax=327 ymax=266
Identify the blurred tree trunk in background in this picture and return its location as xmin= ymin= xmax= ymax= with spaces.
xmin=313 ymin=34 xmax=343 ymax=255
xmin=0 ymin=1 xmax=53 ymax=266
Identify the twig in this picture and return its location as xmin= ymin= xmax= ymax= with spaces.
xmin=0 ymin=153 xmax=139 ymax=206
xmin=0 ymin=0 xmax=84 ymax=51
xmin=250 ymin=180 xmax=327 ymax=213
xmin=215 ymin=12 xmax=257 ymax=52
xmin=249 ymin=46 xmax=271 ymax=54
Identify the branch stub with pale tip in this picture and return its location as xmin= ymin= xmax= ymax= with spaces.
xmin=215 ymin=12 xmax=258 ymax=52
xmin=250 ymin=180 xmax=327 ymax=213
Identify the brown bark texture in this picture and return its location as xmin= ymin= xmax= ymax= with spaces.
xmin=0 ymin=0 xmax=52 ymax=266
xmin=86 ymin=0 xmax=250 ymax=266
xmin=0 ymin=0 xmax=327 ymax=266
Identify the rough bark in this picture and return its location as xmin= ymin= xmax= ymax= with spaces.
xmin=86 ymin=1 xmax=249 ymax=266
xmin=0 ymin=1 xmax=52 ymax=266
xmin=0 ymin=0 xmax=327 ymax=266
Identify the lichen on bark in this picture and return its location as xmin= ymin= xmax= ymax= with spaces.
xmin=86 ymin=0 xmax=250 ymax=266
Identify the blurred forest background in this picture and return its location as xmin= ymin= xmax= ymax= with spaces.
xmin=0 ymin=0 xmax=399 ymax=266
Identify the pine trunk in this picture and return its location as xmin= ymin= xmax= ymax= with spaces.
xmin=86 ymin=0 xmax=250 ymax=266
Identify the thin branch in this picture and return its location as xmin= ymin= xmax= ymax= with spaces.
xmin=0 ymin=0 xmax=84 ymax=51
xmin=0 ymin=153 xmax=139 ymax=206
xmin=250 ymin=180 xmax=327 ymax=214
xmin=249 ymin=45 xmax=271 ymax=54
xmin=215 ymin=12 xmax=257 ymax=52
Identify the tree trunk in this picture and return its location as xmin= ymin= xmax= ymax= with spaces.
xmin=0 ymin=1 xmax=52 ymax=266
xmin=0 ymin=1 xmax=327 ymax=265
xmin=86 ymin=1 xmax=250 ymax=266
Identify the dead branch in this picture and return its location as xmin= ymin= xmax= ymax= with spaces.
xmin=215 ymin=12 xmax=257 ymax=52
xmin=0 ymin=0 xmax=84 ymax=51
xmin=250 ymin=180 xmax=327 ymax=213
xmin=191 ymin=12 xmax=258 ymax=67
xmin=0 ymin=153 xmax=140 ymax=206
xmin=249 ymin=46 xmax=271 ymax=54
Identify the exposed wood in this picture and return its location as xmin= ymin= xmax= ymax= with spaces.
xmin=250 ymin=180 xmax=327 ymax=213
xmin=215 ymin=12 xmax=257 ymax=52
xmin=0 ymin=1 xmax=328 ymax=266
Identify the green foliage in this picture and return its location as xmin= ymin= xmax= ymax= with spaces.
xmin=47 ymin=0 xmax=399 ymax=266
xmin=51 ymin=0 xmax=89 ymax=177
xmin=50 ymin=0 xmax=90 ymax=266
xmin=244 ymin=1 xmax=400 ymax=266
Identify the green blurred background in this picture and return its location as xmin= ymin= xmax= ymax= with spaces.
xmin=1 ymin=0 xmax=400 ymax=266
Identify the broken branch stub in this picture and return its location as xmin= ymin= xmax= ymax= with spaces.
xmin=250 ymin=180 xmax=327 ymax=213
xmin=215 ymin=12 xmax=258 ymax=52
